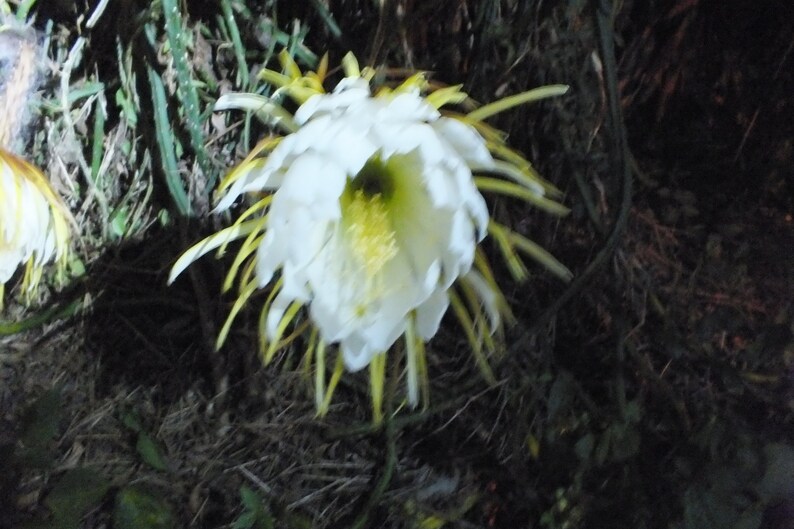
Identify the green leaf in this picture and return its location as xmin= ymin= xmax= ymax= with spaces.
xmin=121 ymin=411 xmax=168 ymax=471
xmin=18 ymin=389 xmax=61 ymax=449
xmin=18 ymin=519 xmax=52 ymax=529
xmin=757 ymin=443 xmax=794 ymax=500
xmin=110 ymin=206 xmax=130 ymax=238
xmin=120 ymin=412 xmax=142 ymax=433
xmin=574 ymin=433 xmax=595 ymax=462
xmin=609 ymin=424 xmax=640 ymax=461
xmin=239 ymin=486 xmax=261 ymax=512
xmin=678 ymin=487 xmax=763 ymax=529
xmin=547 ymin=373 xmax=573 ymax=421
xmin=234 ymin=486 xmax=274 ymax=529
xmin=160 ymin=0 xmax=213 ymax=189
xmin=65 ymin=81 xmax=105 ymax=105
xmin=624 ymin=400 xmax=643 ymax=423
xmin=113 ymin=486 xmax=175 ymax=529
xmin=115 ymin=88 xmax=138 ymax=127
xmin=595 ymin=430 xmax=611 ymax=466
xmin=232 ymin=511 xmax=256 ymax=529
xmin=220 ymin=0 xmax=250 ymax=88
xmin=136 ymin=433 xmax=168 ymax=471
xmin=17 ymin=389 xmax=62 ymax=467
xmin=419 ymin=516 xmax=447 ymax=529
xmin=45 ymin=468 xmax=110 ymax=529
xmin=90 ymin=96 xmax=106 ymax=190
xmin=68 ymin=256 xmax=86 ymax=277
xmin=148 ymin=66 xmax=192 ymax=216
xmin=309 ymin=0 xmax=343 ymax=39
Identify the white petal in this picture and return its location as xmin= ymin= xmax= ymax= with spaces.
xmin=415 ymin=289 xmax=449 ymax=340
xmin=215 ymin=165 xmax=276 ymax=211
xmin=465 ymin=187 xmax=490 ymax=241
xmin=305 ymin=230 xmax=357 ymax=341
xmin=284 ymin=214 xmax=334 ymax=271
xmin=309 ymin=291 xmax=351 ymax=343
xmin=0 ymin=249 xmax=24 ymax=282
xmin=339 ymin=332 xmax=376 ymax=371
xmin=440 ymin=209 xmax=476 ymax=288
xmin=384 ymin=92 xmax=440 ymax=122
xmin=432 ymin=117 xmax=494 ymax=167
xmin=295 ymin=77 xmax=371 ymax=124
xmin=334 ymin=76 xmax=370 ymax=93
xmin=271 ymin=153 xmax=346 ymax=217
xmin=280 ymin=260 xmax=311 ymax=302
xmin=265 ymin=289 xmax=294 ymax=341
xmin=306 ymin=118 xmax=378 ymax=175
xmin=422 ymin=163 xmax=460 ymax=209
xmin=387 ymin=154 xmax=452 ymax=290
xmin=255 ymin=229 xmax=285 ymax=287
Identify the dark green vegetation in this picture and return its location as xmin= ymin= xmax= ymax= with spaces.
xmin=1 ymin=0 xmax=791 ymax=527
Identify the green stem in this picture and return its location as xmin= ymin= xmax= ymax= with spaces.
xmin=348 ymin=347 xmax=401 ymax=529
xmin=0 ymin=297 xmax=83 ymax=336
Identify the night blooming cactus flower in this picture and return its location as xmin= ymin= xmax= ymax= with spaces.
xmin=0 ymin=17 xmax=71 ymax=307
xmin=171 ymin=52 xmax=572 ymax=421
xmin=0 ymin=151 xmax=71 ymax=304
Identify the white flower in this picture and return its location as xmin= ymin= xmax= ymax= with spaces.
xmin=170 ymin=52 xmax=571 ymax=420
xmin=0 ymin=149 xmax=71 ymax=305
xmin=218 ymin=77 xmax=494 ymax=372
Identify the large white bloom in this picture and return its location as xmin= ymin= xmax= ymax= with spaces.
xmin=171 ymin=52 xmax=571 ymax=420
xmin=217 ymin=77 xmax=493 ymax=371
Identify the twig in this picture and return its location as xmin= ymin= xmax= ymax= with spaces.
xmin=367 ymin=0 xmax=397 ymax=66
xmin=733 ymin=35 xmax=794 ymax=161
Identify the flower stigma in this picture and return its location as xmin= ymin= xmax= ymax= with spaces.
xmin=342 ymin=155 xmax=399 ymax=317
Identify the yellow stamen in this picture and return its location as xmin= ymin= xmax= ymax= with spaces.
xmin=345 ymin=189 xmax=397 ymax=279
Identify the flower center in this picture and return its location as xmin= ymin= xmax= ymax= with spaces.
xmin=340 ymin=154 xmax=401 ymax=318
xmin=345 ymin=189 xmax=397 ymax=279
xmin=350 ymin=154 xmax=395 ymax=199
